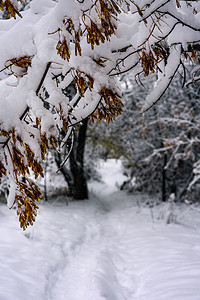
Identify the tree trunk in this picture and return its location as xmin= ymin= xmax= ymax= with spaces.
xmin=70 ymin=119 xmax=89 ymax=200
xmin=162 ymin=153 xmax=167 ymax=202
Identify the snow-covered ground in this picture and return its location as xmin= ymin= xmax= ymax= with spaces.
xmin=1 ymin=159 xmax=200 ymax=300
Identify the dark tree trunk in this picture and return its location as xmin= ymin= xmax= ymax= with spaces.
xmin=54 ymin=118 xmax=88 ymax=200
xmin=70 ymin=119 xmax=88 ymax=200
xmin=162 ymin=153 xmax=167 ymax=202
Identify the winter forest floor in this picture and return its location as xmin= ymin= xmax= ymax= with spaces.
xmin=1 ymin=160 xmax=200 ymax=300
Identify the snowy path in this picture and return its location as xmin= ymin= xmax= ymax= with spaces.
xmin=1 ymin=160 xmax=200 ymax=300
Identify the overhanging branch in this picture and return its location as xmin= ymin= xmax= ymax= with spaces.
xmin=1 ymin=62 xmax=52 ymax=149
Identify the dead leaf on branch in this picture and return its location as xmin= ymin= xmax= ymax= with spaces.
xmin=72 ymin=69 xmax=94 ymax=96
xmin=176 ymin=0 xmax=181 ymax=8
xmin=2 ymin=134 xmax=44 ymax=230
xmin=56 ymin=0 xmax=125 ymax=59
xmin=56 ymin=18 xmax=82 ymax=60
xmin=140 ymin=47 xmax=165 ymax=77
xmin=5 ymin=56 xmax=32 ymax=77
xmin=0 ymin=161 xmax=6 ymax=180
xmin=0 ymin=0 xmax=25 ymax=19
xmin=91 ymin=87 xmax=123 ymax=122
xmin=16 ymin=179 xmax=43 ymax=230
xmin=56 ymin=39 xmax=71 ymax=61
xmin=12 ymin=144 xmax=28 ymax=177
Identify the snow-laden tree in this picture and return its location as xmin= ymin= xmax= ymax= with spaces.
xmin=144 ymin=77 xmax=200 ymax=203
xmin=102 ymin=73 xmax=200 ymax=203
xmin=0 ymin=0 xmax=200 ymax=228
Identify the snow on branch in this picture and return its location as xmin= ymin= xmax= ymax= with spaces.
xmin=141 ymin=46 xmax=181 ymax=113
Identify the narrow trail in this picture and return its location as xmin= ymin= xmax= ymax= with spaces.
xmin=44 ymin=193 xmax=138 ymax=300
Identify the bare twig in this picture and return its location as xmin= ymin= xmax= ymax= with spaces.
xmin=56 ymin=129 xmax=75 ymax=173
